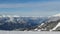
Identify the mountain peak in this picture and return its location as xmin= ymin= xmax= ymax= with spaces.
xmin=1 ymin=15 xmax=20 ymax=17
xmin=53 ymin=13 xmax=60 ymax=17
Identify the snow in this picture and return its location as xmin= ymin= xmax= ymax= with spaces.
xmin=13 ymin=15 xmax=20 ymax=17
xmin=2 ymin=15 xmax=6 ymax=17
xmin=40 ymin=23 xmax=44 ymax=26
xmin=53 ymin=13 xmax=60 ymax=17
xmin=50 ymin=22 xmax=60 ymax=31
xmin=0 ymin=31 xmax=60 ymax=34
xmin=34 ymin=28 xmax=38 ymax=31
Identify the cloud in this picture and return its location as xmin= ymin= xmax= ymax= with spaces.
xmin=0 ymin=1 xmax=60 ymax=8
xmin=0 ymin=10 xmax=59 ymax=16
xmin=0 ymin=1 xmax=60 ymax=16
xmin=0 ymin=1 xmax=60 ymax=12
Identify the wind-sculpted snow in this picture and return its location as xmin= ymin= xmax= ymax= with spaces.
xmin=0 ymin=17 xmax=48 ymax=31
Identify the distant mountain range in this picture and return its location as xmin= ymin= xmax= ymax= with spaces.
xmin=0 ymin=14 xmax=60 ymax=31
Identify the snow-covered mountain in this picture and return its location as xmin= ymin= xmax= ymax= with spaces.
xmin=53 ymin=13 xmax=60 ymax=17
xmin=0 ymin=14 xmax=60 ymax=31
xmin=0 ymin=15 xmax=48 ymax=31
xmin=36 ymin=13 xmax=60 ymax=31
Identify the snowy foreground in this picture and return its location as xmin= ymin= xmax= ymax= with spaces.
xmin=0 ymin=14 xmax=60 ymax=31
xmin=0 ymin=31 xmax=60 ymax=34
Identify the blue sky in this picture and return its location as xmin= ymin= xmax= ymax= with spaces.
xmin=0 ymin=0 xmax=60 ymax=16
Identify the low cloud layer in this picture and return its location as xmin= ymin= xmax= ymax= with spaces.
xmin=0 ymin=1 xmax=60 ymax=16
